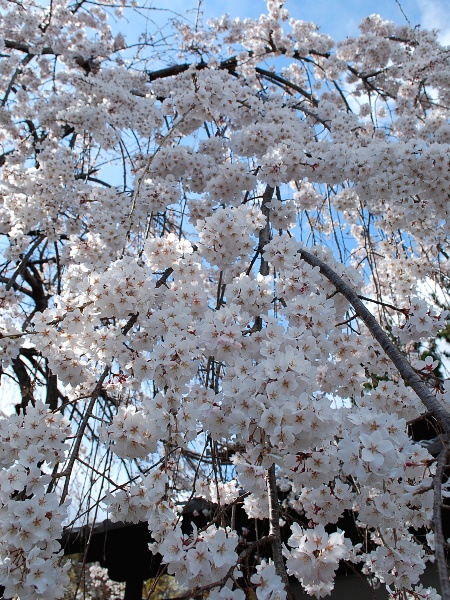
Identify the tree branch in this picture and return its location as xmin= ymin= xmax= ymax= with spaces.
xmin=266 ymin=464 xmax=295 ymax=600
xmin=5 ymin=234 xmax=46 ymax=291
xmin=4 ymin=40 xmax=56 ymax=55
xmin=255 ymin=67 xmax=318 ymax=107
xmin=59 ymin=365 xmax=110 ymax=503
xmin=259 ymin=185 xmax=274 ymax=277
xmin=297 ymin=248 xmax=450 ymax=436
xmin=12 ymin=355 xmax=35 ymax=413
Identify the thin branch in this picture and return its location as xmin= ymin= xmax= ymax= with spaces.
xmin=255 ymin=66 xmax=318 ymax=107
xmin=358 ymin=295 xmax=408 ymax=314
xmin=5 ymin=234 xmax=45 ymax=291
xmin=2 ymin=53 xmax=34 ymax=106
xmin=0 ymin=275 xmax=32 ymax=296
xmin=60 ymin=365 xmax=110 ymax=503
xmin=4 ymin=40 xmax=55 ymax=55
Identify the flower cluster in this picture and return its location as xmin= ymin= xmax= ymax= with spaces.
xmin=251 ymin=560 xmax=287 ymax=600
xmin=99 ymin=405 xmax=160 ymax=459
xmin=103 ymin=470 xmax=172 ymax=532
xmin=0 ymin=402 xmax=71 ymax=599
xmin=155 ymin=525 xmax=240 ymax=591
xmin=284 ymin=524 xmax=354 ymax=598
xmin=198 ymin=204 xmax=265 ymax=272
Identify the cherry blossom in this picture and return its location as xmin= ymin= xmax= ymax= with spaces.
xmin=0 ymin=0 xmax=449 ymax=598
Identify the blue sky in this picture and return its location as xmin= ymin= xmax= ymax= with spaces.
xmin=115 ymin=0 xmax=450 ymax=47
xmin=198 ymin=0 xmax=447 ymax=38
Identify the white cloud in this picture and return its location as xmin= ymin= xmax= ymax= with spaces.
xmin=417 ymin=0 xmax=450 ymax=44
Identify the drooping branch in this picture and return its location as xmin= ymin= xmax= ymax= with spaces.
xmin=59 ymin=365 xmax=110 ymax=503
xmin=297 ymin=248 xmax=450 ymax=436
xmin=59 ymin=310 xmax=141 ymax=503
